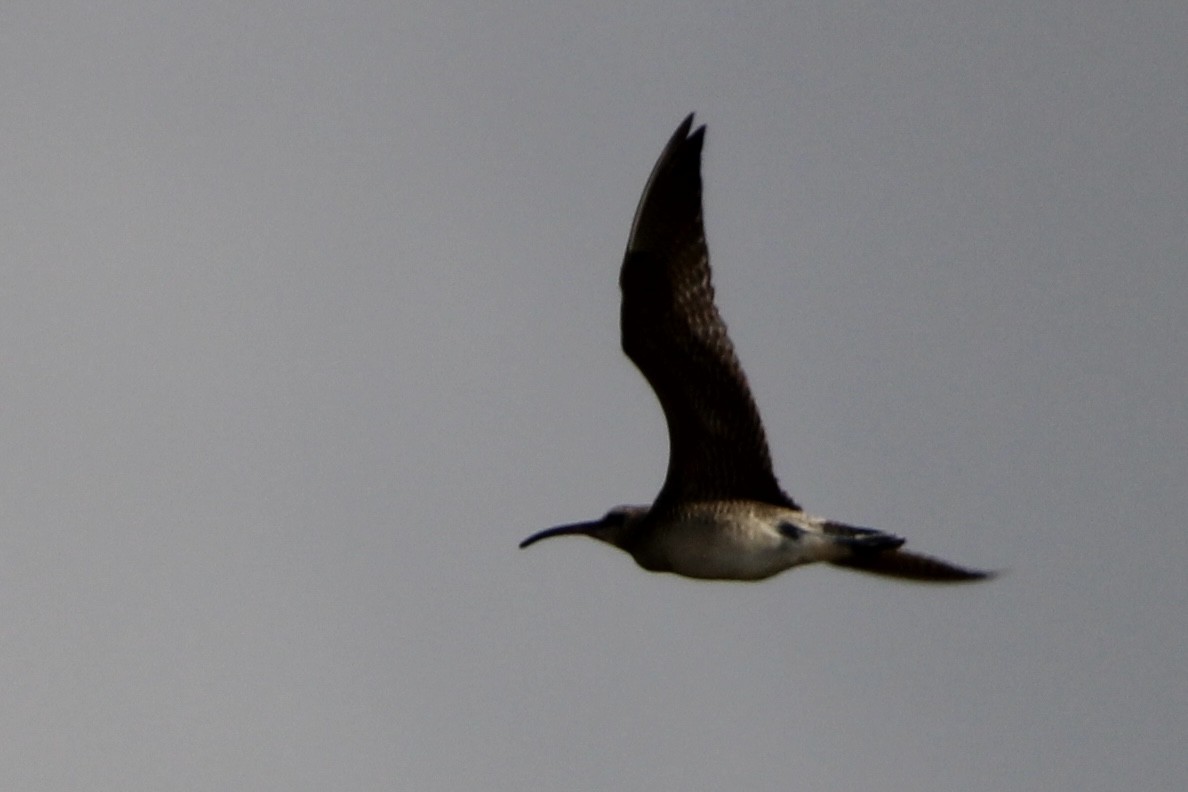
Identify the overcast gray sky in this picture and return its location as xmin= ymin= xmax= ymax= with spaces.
xmin=2 ymin=2 xmax=1185 ymax=790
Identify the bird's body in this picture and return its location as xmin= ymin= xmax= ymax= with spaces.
xmin=612 ymin=502 xmax=898 ymax=581
xmin=520 ymin=114 xmax=990 ymax=584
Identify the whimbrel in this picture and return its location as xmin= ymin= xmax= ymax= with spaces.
xmin=520 ymin=115 xmax=990 ymax=582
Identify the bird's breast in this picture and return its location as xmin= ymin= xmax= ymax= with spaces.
xmin=633 ymin=506 xmax=822 ymax=581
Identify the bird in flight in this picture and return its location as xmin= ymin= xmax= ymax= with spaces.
xmin=520 ymin=114 xmax=990 ymax=583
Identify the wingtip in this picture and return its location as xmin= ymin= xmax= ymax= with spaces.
xmin=682 ymin=113 xmax=706 ymax=144
xmin=626 ymin=114 xmax=708 ymax=251
xmin=665 ymin=113 xmax=703 ymax=155
xmin=830 ymin=549 xmax=997 ymax=584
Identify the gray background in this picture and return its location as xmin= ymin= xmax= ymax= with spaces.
xmin=3 ymin=2 xmax=1185 ymax=790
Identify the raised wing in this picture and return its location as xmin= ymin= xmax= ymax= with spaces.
xmin=619 ymin=114 xmax=797 ymax=512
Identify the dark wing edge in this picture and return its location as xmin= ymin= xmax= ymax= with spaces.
xmin=829 ymin=549 xmax=995 ymax=583
xmin=619 ymin=114 xmax=796 ymax=510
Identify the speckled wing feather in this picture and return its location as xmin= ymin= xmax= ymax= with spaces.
xmin=619 ymin=115 xmax=797 ymax=512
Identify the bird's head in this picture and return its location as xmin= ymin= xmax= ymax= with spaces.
xmin=519 ymin=505 xmax=649 ymax=550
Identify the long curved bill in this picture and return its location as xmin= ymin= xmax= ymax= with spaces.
xmin=519 ymin=520 xmax=601 ymax=549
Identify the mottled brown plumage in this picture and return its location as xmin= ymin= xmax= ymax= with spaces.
xmin=620 ymin=115 xmax=795 ymax=513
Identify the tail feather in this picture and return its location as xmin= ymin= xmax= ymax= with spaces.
xmin=821 ymin=521 xmax=905 ymax=552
